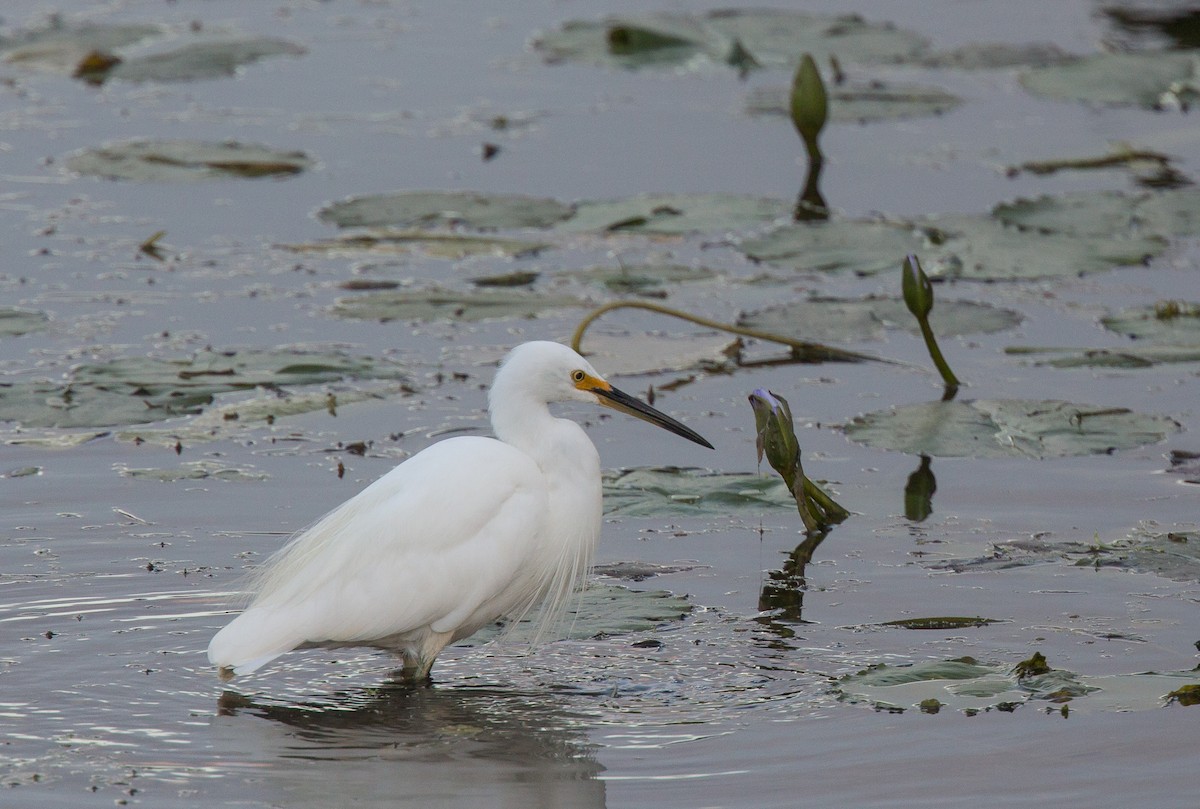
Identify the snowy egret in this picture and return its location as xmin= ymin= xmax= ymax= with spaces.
xmin=207 ymin=340 xmax=712 ymax=681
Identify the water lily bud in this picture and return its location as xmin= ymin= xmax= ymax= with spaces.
xmin=749 ymin=389 xmax=800 ymax=481
xmin=902 ymin=253 xmax=934 ymax=319
xmin=790 ymin=54 xmax=827 ymax=156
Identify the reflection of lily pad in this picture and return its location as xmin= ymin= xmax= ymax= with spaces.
xmin=1020 ymin=51 xmax=1200 ymax=108
xmin=562 ymin=263 xmax=716 ymax=292
xmin=843 ymin=399 xmax=1179 ymax=459
xmin=562 ymin=193 xmax=787 ymax=234
xmin=533 ymin=11 xmax=927 ymax=71
xmin=468 ymin=584 xmax=691 ymax=643
xmin=0 ymin=348 xmax=408 ymax=429
xmin=318 ymin=191 xmax=573 ymax=230
xmin=994 ymin=189 xmax=1200 ymax=238
xmin=0 ymin=308 xmax=49 ymax=337
xmin=746 ymin=81 xmax=961 ymax=123
xmin=740 ymin=216 xmax=1167 ymax=280
xmin=110 ymin=38 xmax=305 ymax=83
xmin=739 ymin=296 xmax=1021 ymax=343
xmin=331 ymin=288 xmax=584 ymax=323
xmin=603 ymin=467 xmax=792 ymax=516
xmin=66 ymin=139 xmax=312 ymax=181
xmin=281 ymin=230 xmax=549 ymax=260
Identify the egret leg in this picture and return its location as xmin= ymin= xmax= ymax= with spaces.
xmin=397 ymin=631 xmax=453 ymax=683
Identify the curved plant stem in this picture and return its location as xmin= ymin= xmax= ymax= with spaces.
xmin=570 ymin=300 xmax=881 ymax=364
xmin=916 ymin=316 xmax=960 ymax=397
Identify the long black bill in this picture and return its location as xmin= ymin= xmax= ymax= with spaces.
xmin=595 ymin=385 xmax=714 ymax=449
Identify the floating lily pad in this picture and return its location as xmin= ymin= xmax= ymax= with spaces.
xmin=1020 ymin=51 xmax=1200 ymax=108
xmin=331 ymin=288 xmax=585 ymax=323
xmin=318 ymin=191 xmax=573 ymax=230
xmin=740 ymin=215 xmax=1167 ymax=280
xmin=739 ymin=296 xmax=1021 ymax=343
xmin=876 ymin=616 xmax=1004 ymax=630
xmin=602 ymin=467 xmax=792 ymax=516
xmin=578 ymin=332 xmax=740 ymax=376
xmin=1103 ymin=301 xmax=1200 ymax=343
xmin=0 ymin=348 xmax=407 ymax=429
xmin=110 ymin=38 xmax=305 ymax=83
xmin=994 ymin=189 xmax=1200 ymax=238
xmin=746 ymin=81 xmax=962 ymax=123
xmin=533 ymin=10 xmax=927 ymax=72
xmin=467 ymin=584 xmax=691 ymax=643
xmin=561 ymin=263 xmax=716 ymax=292
xmin=843 ymin=399 xmax=1179 ymax=459
xmin=561 ymin=193 xmax=787 ymax=234
xmin=66 ymin=139 xmax=313 ymax=181
xmin=919 ymin=42 xmax=1076 ymax=70
xmin=117 ymin=460 xmax=270 ymax=482
xmin=0 ymin=22 xmax=160 ymax=73
xmin=281 ymin=230 xmax=549 ymax=260
xmin=1012 ymin=345 xmax=1200 ymax=369
xmin=0 ymin=308 xmax=49 ymax=337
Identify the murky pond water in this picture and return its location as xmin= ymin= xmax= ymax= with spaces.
xmin=2 ymin=1 xmax=1198 ymax=806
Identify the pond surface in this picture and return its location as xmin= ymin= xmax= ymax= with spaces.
xmin=1 ymin=1 xmax=1198 ymax=807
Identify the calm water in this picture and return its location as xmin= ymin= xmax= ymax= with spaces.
xmin=2 ymin=1 xmax=1197 ymax=806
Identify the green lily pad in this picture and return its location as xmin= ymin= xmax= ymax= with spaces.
xmin=318 ymin=191 xmax=573 ymax=230
xmin=1014 ymin=345 xmax=1200 ymax=369
xmin=281 ymin=230 xmax=549 ymax=260
xmin=466 ymin=584 xmax=691 ymax=643
xmin=331 ymin=288 xmax=585 ymax=323
xmin=602 ymin=467 xmax=792 ymax=516
xmin=739 ymin=296 xmax=1021 ymax=343
xmin=561 ymin=193 xmax=787 ymax=234
xmin=117 ymin=460 xmax=270 ymax=482
xmin=1020 ymin=51 xmax=1200 ymax=108
xmin=0 ymin=22 xmax=161 ymax=73
xmin=109 ymin=38 xmax=305 ymax=83
xmin=0 ymin=308 xmax=49 ymax=337
xmin=919 ymin=42 xmax=1076 ymax=70
xmin=1103 ymin=301 xmax=1200 ymax=343
xmin=576 ymin=332 xmax=740 ymax=376
xmin=843 ymin=399 xmax=1179 ymax=459
xmin=994 ymin=189 xmax=1200 ymax=238
xmin=746 ymin=81 xmax=962 ymax=123
xmin=532 ymin=10 xmax=927 ymax=72
xmin=66 ymin=139 xmax=313 ymax=181
xmin=0 ymin=348 xmax=407 ymax=429
xmin=740 ymin=215 xmax=1167 ymax=280
xmin=877 ymin=616 xmax=1004 ymax=630
xmin=561 ymin=263 xmax=716 ymax=292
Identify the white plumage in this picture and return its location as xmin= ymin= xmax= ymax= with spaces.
xmin=207 ymin=340 xmax=711 ymax=681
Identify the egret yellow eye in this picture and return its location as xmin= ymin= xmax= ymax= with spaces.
xmin=571 ymin=370 xmax=587 ymax=384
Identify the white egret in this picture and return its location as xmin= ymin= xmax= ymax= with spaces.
xmin=207 ymin=340 xmax=712 ymax=681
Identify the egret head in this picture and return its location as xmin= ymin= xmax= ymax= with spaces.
xmin=494 ymin=341 xmax=713 ymax=449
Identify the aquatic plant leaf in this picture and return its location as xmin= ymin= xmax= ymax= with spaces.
xmin=467 ymin=584 xmax=691 ymax=643
xmin=1020 ymin=51 xmax=1200 ymax=108
xmin=532 ymin=10 xmax=927 ymax=71
xmin=739 ymin=296 xmax=1021 ymax=343
xmin=281 ymin=230 xmax=549 ymax=260
xmin=878 ymin=617 xmax=1003 ymax=630
xmin=0 ymin=22 xmax=161 ymax=73
xmin=746 ymin=81 xmax=962 ymax=123
xmin=740 ymin=216 xmax=1167 ymax=280
xmin=994 ymin=189 xmax=1200 ymax=238
xmin=66 ymin=139 xmax=312 ymax=181
xmin=602 ymin=467 xmax=792 ymax=516
xmin=1019 ymin=346 xmax=1200 ymax=368
xmin=318 ymin=191 xmax=573 ymax=230
xmin=560 ymin=263 xmax=716 ymax=292
xmin=1102 ymin=302 xmax=1200 ymax=344
xmin=110 ymin=38 xmax=305 ymax=82
xmin=919 ymin=42 xmax=1075 ymax=70
xmin=0 ymin=308 xmax=50 ymax=337
xmin=843 ymin=399 xmax=1179 ymax=459
xmin=117 ymin=460 xmax=270 ymax=482
xmin=0 ymin=348 xmax=407 ymax=429
xmin=561 ymin=193 xmax=787 ymax=235
xmin=574 ymin=333 xmax=739 ymax=376
xmin=331 ymin=288 xmax=585 ymax=323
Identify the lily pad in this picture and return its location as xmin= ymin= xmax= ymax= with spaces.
xmin=746 ymin=81 xmax=962 ymax=123
xmin=602 ymin=467 xmax=792 ymax=516
xmin=117 ymin=460 xmax=270 ymax=483
xmin=919 ymin=42 xmax=1076 ymax=70
xmin=577 ymin=332 xmax=740 ymax=377
xmin=876 ymin=616 xmax=1004 ymax=630
xmin=561 ymin=263 xmax=717 ymax=292
xmin=994 ymin=189 xmax=1200 ymax=238
xmin=66 ymin=139 xmax=312 ymax=182
xmin=281 ymin=230 xmax=549 ymax=260
xmin=318 ymin=191 xmax=573 ymax=230
xmin=331 ymin=288 xmax=585 ymax=323
xmin=109 ymin=38 xmax=305 ymax=83
xmin=1020 ymin=51 xmax=1200 ymax=108
xmin=0 ymin=348 xmax=408 ymax=429
xmin=740 ymin=215 xmax=1167 ymax=280
xmin=1012 ymin=345 xmax=1200 ymax=369
xmin=739 ymin=296 xmax=1021 ymax=343
xmin=532 ymin=10 xmax=927 ymax=72
xmin=0 ymin=22 xmax=160 ymax=73
xmin=561 ymin=193 xmax=788 ymax=234
xmin=843 ymin=399 xmax=1179 ymax=459
xmin=0 ymin=308 xmax=49 ymax=337
xmin=1103 ymin=301 xmax=1200 ymax=343
xmin=467 ymin=584 xmax=691 ymax=643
